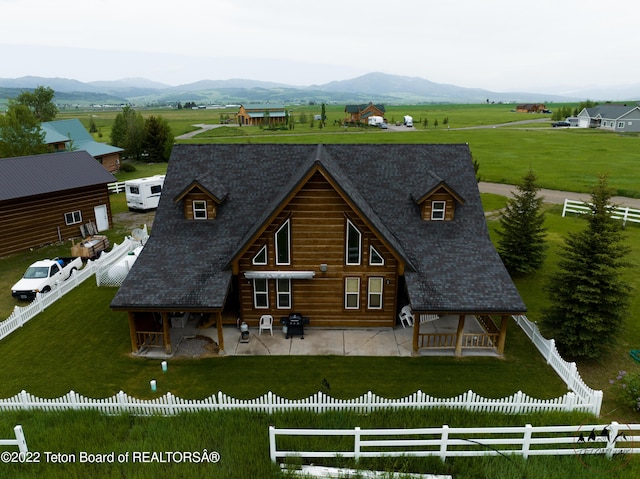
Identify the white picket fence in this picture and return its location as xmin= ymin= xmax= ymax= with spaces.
xmin=0 ymin=237 xmax=140 ymax=342
xmin=0 ymin=425 xmax=28 ymax=454
xmin=562 ymin=198 xmax=640 ymax=226
xmin=513 ymin=315 xmax=602 ymax=416
xmin=269 ymin=422 xmax=640 ymax=463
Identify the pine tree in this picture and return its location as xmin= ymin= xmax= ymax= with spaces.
xmin=543 ymin=174 xmax=632 ymax=359
xmin=497 ymin=170 xmax=547 ymax=275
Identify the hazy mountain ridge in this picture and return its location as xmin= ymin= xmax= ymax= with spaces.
xmin=1 ymin=72 xmax=636 ymax=105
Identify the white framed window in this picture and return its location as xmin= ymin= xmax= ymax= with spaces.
xmin=252 ymin=245 xmax=268 ymax=265
xmin=368 ymin=277 xmax=383 ymax=309
xmin=193 ymin=200 xmax=207 ymax=219
xmin=369 ymin=245 xmax=385 ymax=265
xmin=618 ymin=122 xmax=625 ymax=128
xmin=275 ymin=219 xmax=291 ymax=265
xmin=345 ymin=277 xmax=360 ymax=309
xmin=346 ymin=219 xmax=362 ymax=265
xmin=253 ymin=278 xmax=269 ymax=309
xmin=431 ymin=201 xmax=446 ymax=220
xmin=64 ymin=210 xmax=82 ymax=225
xmin=276 ymin=278 xmax=291 ymax=309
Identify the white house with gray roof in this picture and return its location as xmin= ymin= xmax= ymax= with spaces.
xmin=576 ymin=105 xmax=640 ymax=132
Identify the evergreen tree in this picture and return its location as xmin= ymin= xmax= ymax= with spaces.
xmin=0 ymin=102 xmax=47 ymax=158
xmin=543 ymin=175 xmax=632 ymax=359
xmin=497 ymin=170 xmax=547 ymax=275
xmin=143 ymin=115 xmax=174 ymax=162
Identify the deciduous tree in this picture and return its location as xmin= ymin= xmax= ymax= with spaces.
xmin=543 ymin=174 xmax=632 ymax=359
xmin=15 ymin=86 xmax=58 ymax=122
xmin=111 ymin=106 xmax=145 ymax=160
xmin=0 ymin=102 xmax=47 ymax=158
xmin=497 ymin=170 xmax=547 ymax=275
xmin=143 ymin=115 xmax=174 ymax=162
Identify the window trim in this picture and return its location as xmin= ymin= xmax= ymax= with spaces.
xmin=253 ymin=278 xmax=269 ymax=309
xmin=64 ymin=210 xmax=82 ymax=226
xmin=275 ymin=219 xmax=291 ymax=266
xmin=276 ymin=278 xmax=292 ymax=309
xmin=193 ymin=200 xmax=207 ymax=219
xmin=346 ymin=219 xmax=362 ymax=265
xmin=344 ymin=277 xmax=360 ymax=309
xmin=367 ymin=277 xmax=383 ymax=310
xmin=431 ymin=201 xmax=446 ymax=221
xmin=369 ymin=245 xmax=385 ymax=266
xmin=252 ymin=245 xmax=268 ymax=265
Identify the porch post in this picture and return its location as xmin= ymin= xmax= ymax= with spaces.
xmin=497 ymin=314 xmax=509 ymax=355
xmin=454 ymin=314 xmax=466 ymax=357
xmin=412 ymin=320 xmax=419 ymax=355
xmin=127 ymin=311 xmax=138 ymax=353
xmin=162 ymin=312 xmax=172 ymax=354
xmin=217 ymin=311 xmax=225 ymax=354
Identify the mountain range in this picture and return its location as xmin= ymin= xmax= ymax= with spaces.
xmin=1 ymin=72 xmax=637 ymax=106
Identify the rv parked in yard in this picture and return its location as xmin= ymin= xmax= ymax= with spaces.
xmin=367 ymin=116 xmax=384 ymax=126
xmin=404 ymin=115 xmax=413 ymax=127
xmin=125 ymin=175 xmax=165 ymax=211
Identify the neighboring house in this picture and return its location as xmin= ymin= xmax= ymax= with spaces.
xmin=0 ymin=150 xmax=116 ymax=257
xmin=236 ymin=104 xmax=287 ymax=126
xmin=515 ymin=104 xmax=546 ymax=113
xmin=576 ymin=105 xmax=640 ymax=132
xmin=41 ymin=119 xmax=124 ymax=173
xmin=344 ymin=102 xmax=386 ymax=124
xmin=111 ymin=144 xmax=526 ymax=356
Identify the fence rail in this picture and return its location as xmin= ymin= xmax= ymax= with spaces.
xmin=108 ymin=181 xmax=126 ymax=194
xmin=562 ymin=198 xmax=640 ymax=226
xmin=0 ymin=425 xmax=28 ymax=454
xmin=269 ymin=422 xmax=640 ymax=463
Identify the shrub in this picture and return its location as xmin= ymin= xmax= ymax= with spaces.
xmin=120 ymin=162 xmax=137 ymax=173
xmin=610 ymin=370 xmax=640 ymax=411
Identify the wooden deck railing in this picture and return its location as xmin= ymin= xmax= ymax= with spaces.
xmin=418 ymin=332 xmax=498 ymax=349
xmin=135 ymin=331 xmax=165 ymax=350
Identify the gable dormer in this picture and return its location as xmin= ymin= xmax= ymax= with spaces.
xmin=412 ymin=171 xmax=465 ymax=221
xmin=174 ymin=172 xmax=227 ymax=220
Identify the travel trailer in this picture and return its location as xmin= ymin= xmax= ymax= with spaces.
xmin=125 ymin=175 xmax=165 ymax=211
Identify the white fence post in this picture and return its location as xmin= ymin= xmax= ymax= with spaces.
xmin=354 ymin=426 xmax=361 ymax=462
xmin=269 ymin=426 xmax=277 ymax=462
xmin=14 ymin=425 xmax=28 ymax=454
xmin=522 ymin=423 xmax=532 ymax=459
xmin=439 ymin=425 xmax=449 ymax=462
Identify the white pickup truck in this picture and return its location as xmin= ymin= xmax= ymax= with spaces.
xmin=11 ymin=257 xmax=83 ymax=301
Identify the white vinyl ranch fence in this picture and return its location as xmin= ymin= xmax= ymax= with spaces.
xmin=0 ymin=238 xmax=140 ymax=342
xmin=562 ymin=198 xmax=640 ymax=226
xmin=107 ymin=181 xmax=126 ymax=194
xmin=269 ymin=422 xmax=640 ymax=463
xmin=0 ymin=425 xmax=28 ymax=454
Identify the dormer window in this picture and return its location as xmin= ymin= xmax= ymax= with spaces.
xmin=431 ymin=201 xmax=446 ymax=221
xmin=193 ymin=200 xmax=207 ymax=219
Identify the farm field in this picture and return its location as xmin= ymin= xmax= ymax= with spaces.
xmin=1 ymin=104 xmax=639 ymax=478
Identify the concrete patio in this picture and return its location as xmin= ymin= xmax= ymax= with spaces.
xmin=136 ymin=314 xmax=499 ymax=359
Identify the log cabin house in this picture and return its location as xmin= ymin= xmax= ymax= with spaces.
xmin=41 ymin=119 xmax=124 ymax=173
xmin=514 ymin=103 xmax=547 ymax=113
xmin=111 ymin=144 xmax=526 ymax=356
xmin=235 ymin=104 xmax=287 ymax=127
xmin=344 ymin=102 xmax=386 ymax=124
xmin=0 ymin=150 xmax=116 ymax=257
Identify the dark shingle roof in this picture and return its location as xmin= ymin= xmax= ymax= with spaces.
xmin=0 ymin=150 xmax=117 ymax=201
xmin=111 ymin=144 xmax=525 ymax=314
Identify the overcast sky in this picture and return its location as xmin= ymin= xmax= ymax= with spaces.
xmin=1 ymin=0 xmax=637 ymax=94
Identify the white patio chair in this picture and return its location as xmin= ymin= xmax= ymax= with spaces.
xmin=398 ymin=305 xmax=415 ymax=328
xmin=259 ymin=314 xmax=274 ymax=336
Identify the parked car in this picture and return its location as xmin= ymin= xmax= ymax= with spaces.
xmin=379 ymin=123 xmax=388 ymax=129
xmin=11 ymin=257 xmax=83 ymax=300
xmin=552 ymin=121 xmax=570 ymax=127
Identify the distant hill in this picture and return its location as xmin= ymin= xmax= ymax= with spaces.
xmin=0 ymin=72 xmax=588 ymax=106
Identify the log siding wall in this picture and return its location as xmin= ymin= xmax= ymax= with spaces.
xmin=238 ymin=172 xmax=398 ymax=327
xmin=0 ymin=186 xmax=112 ymax=257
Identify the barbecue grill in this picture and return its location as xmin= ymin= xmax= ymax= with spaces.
xmin=281 ymin=313 xmax=310 ymax=339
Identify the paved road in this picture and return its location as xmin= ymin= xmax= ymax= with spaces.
xmin=479 ymin=182 xmax=640 ymax=209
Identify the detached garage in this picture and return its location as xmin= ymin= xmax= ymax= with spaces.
xmin=0 ymin=150 xmax=116 ymax=257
